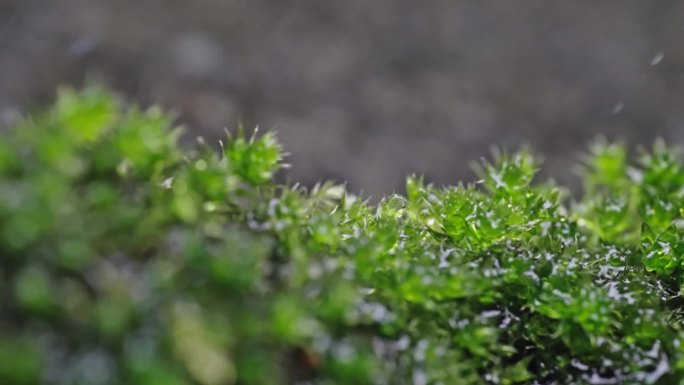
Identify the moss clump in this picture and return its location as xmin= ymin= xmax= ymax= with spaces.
xmin=2 ymin=86 xmax=684 ymax=384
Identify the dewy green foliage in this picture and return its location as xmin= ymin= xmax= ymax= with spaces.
xmin=2 ymin=87 xmax=684 ymax=385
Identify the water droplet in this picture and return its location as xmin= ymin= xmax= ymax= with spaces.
xmin=651 ymin=52 xmax=665 ymax=66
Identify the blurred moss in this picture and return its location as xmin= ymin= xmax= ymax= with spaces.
xmin=0 ymin=338 xmax=41 ymax=385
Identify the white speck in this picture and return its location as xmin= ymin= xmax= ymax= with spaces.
xmin=395 ymin=335 xmax=411 ymax=351
xmin=571 ymin=358 xmax=589 ymax=371
xmin=412 ymin=370 xmax=428 ymax=385
xmin=612 ymin=102 xmax=624 ymax=115
xmin=524 ymin=269 xmax=540 ymax=284
xmin=481 ymin=310 xmax=501 ymax=319
xmin=645 ymin=341 xmax=661 ymax=359
xmin=360 ymin=287 xmax=375 ymax=295
xmin=552 ymin=289 xmax=573 ymax=304
xmin=650 ymin=52 xmax=665 ymax=66
xmin=159 ymin=177 xmax=174 ymax=189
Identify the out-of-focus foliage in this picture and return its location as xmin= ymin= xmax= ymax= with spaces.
xmin=2 ymin=87 xmax=684 ymax=384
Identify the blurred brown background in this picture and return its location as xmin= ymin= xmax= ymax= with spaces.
xmin=2 ymin=1 xmax=684 ymax=195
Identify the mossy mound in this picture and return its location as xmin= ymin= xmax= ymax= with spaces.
xmin=2 ymin=87 xmax=684 ymax=384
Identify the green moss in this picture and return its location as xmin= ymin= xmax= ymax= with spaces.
xmin=2 ymin=86 xmax=684 ymax=384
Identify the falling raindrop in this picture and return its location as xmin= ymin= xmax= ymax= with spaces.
xmin=68 ymin=35 xmax=100 ymax=58
xmin=612 ymin=102 xmax=624 ymax=115
xmin=650 ymin=52 xmax=665 ymax=66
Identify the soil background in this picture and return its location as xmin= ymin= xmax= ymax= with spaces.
xmin=2 ymin=1 xmax=684 ymax=196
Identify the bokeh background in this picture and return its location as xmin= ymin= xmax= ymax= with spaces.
xmin=2 ymin=0 xmax=684 ymax=196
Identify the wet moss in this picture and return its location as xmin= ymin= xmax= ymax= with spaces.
xmin=1 ymin=86 xmax=684 ymax=384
